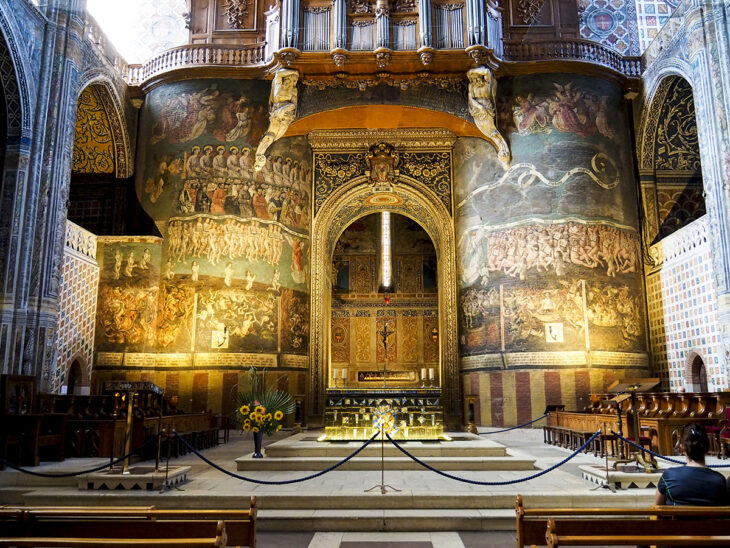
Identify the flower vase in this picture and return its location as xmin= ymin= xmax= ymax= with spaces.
xmin=252 ymin=430 xmax=264 ymax=458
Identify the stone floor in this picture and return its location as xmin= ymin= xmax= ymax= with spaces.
xmin=2 ymin=424 xmax=716 ymax=547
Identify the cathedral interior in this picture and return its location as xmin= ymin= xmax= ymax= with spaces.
xmin=0 ymin=0 xmax=730 ymax=548
xmin=1 ymin=0 xmax=730 ymax=540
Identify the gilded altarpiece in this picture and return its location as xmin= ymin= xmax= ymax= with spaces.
xmin=308 ymin=129 xmax=460 ymax=427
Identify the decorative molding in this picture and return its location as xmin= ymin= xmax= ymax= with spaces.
xmin=223 ymin=0 xmax=250 ymax=29
xmin=301 ymin=73 xmax=465 ymax=92
xmin=65 ymin=221 xmax=97 ymax=261
xmin=308 ymin=128 xmax=457 ymax=151
xmin=517 ymin=0 xmax=545 ymax=24
xmin=649 ymin=215 xmax=708 ymax=268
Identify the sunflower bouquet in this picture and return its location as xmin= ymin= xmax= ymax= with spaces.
xmin=234 ymin=367 xmax=294 ymax=436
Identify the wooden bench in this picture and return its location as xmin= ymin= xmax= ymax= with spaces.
xmin=515 ymin=495 xmax=730 ymax=547
xmin=0 ymin=520 xmax=227 ymax=547
xmin=0 ymin=498 xmax=256 ymax=548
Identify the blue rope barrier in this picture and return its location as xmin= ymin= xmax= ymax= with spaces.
xmin=479 ymin=414 xmax=548 ymax=434
xmin=386 ymin=429 xmax=601 ymax=485
xmin=174 ymin=430 xmax=378 ymax=484
xmin=610 ymin=430 xmax=730 ymax=468
xmin=0 ymin=433 xmax=162 ymax=478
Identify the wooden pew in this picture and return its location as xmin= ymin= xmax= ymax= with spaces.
xmin=0 ymin=520 xmax=227 ymax=547
xmin=0 ymin=498 xmax=257 ymax=548
xmin=515 ymin=495 xmax=730 ymax=547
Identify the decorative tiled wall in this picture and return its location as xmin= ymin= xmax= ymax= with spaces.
xmin=646 ymin=215 xmax=726 ymax=391
xmin=52 ymin=222 xmax=100 ymax=394
xmin=579 ymin=0 xmax=639 ymax=55
xmin=635 ymin=0 xmax=681 ymax=52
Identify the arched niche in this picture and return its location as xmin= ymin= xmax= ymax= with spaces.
xmin=639 ymin=75 xmax=704 ymax=245
xmin=684 ymin=350 xmax=708 ymax=393
xmin=72 ymin=82 xmax=132 ymax=179
xmin=310 ymin=176 xmax=460 ymax=427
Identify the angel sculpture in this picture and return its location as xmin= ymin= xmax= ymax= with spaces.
xmin=255 ymin=69 xmax=299 ymax=171
xmin=467 ymin=67 xmax=511 ymax=168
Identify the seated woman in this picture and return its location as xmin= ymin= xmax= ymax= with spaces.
xmin=655 ymin=423 xmax=729 ymax=506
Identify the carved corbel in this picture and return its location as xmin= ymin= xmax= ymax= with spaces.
xmin=467 ymin=66 xmax=511 ymax=168
xmin=418 ymin=46 xmax=435 ymax=66
xmin=374 ymin=48 xmax=392 ymax=68
xmin=255 ymin=68 xmax=299 ymax=171
xmin=331 ymin=49 xmax=348 ymax=67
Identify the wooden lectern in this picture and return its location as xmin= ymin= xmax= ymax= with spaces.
xmin=607 ymin=378 xmax=660 ymax=471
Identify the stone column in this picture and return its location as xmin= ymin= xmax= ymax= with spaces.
xmin=0 ymin=0 xmax=85 ymax=388
xmin=685 ymin=3 xmax=730 ymax=385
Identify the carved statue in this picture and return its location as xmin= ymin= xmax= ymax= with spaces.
xmin=467 ymin=67 xmax=511 ymax=168
xmin=255 ymin=69 xmax=299 ymax=171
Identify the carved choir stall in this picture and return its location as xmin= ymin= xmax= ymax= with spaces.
xmin=544 ymin=386 xmax=730 ymax=458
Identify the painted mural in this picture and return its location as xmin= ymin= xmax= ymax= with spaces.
xmin=456 ymin=74 xmax=646 ymax=360
xmin=93 ymin=79 xmax=311 ymax=358
xmin=95 ymin=239 xmax=162 ymax=352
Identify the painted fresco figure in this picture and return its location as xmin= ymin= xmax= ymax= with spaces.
xmin=244 ymin=270 xmax=256 ymax=290
xmin=195 ymin=184 xmax=212 ymax=213
xmin=139 ymin=248 xmax=151 ymax=270
xmin=224 ymin=262 xmax=234 ymax=286
xmin=255 ymin=69 xmax=299 ymax=170
xmin=124 ymin=252 xmax=136 ymax=277
xmin=191 ymin=261 xmax=200 ymax=282
xmin=113 ymin=249 xmax=123 ymax=280
xmin=164 ymin=258 xmax=175 ymax=279
xmin=270 ymin=268 xmax=280 ymax=292
xmin=211 ymin=183 xmax=228 ymax=214
xmin=238 ymin=184 xmax=254 ymax=217
xmin=253 ymin=188 xmax=269 ymax=219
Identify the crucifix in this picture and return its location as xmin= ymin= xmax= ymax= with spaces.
xmin=379 ymin=319 xmax=395 ymax=389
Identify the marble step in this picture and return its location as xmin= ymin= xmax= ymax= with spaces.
xmin=235 ymin=455 xmax=536 ymax=471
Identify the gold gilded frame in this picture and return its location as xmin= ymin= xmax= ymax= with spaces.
xmin=309 ymin=167 xmax=460 ymax=429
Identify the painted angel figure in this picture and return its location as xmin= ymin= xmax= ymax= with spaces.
xmin=255 ymin=69 xmax=299 ymax=171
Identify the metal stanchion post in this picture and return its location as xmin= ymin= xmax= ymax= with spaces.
xmin=466 ymin=395 xmax=478 ymax=434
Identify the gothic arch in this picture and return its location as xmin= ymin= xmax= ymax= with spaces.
xmin=683 ymin=350 xmax=708 ymax=392
xmin=0 ymin=5 xmax=33 ymax=137
xmin=73 ymin=79 xmax=132 ymax=179
xmin=310 ymin=175 xmax=460 ymax=427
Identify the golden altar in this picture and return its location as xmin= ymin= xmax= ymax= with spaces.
xmin=324 ymin=388 xmax=444 ymax=440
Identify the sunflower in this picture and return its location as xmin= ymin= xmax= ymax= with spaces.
xmin=276 ymin=424 xmax=282 ymax=431
xmin=252 ymin=426 xmax=260 ymax=433
xmin=265 ymin=413 xmax=272 ymax=421
xmin=255 ymin=405 xmax=265 ymax=415
xmin=274 ymin=410 xmax=283 ymax=420
xmin=239 ymin=404 xmax=250 ymax=415
xmin=242 ymin=420 xmax=251 ymax=431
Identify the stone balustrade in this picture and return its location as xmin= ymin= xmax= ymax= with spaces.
xmin=65 ymin=220 xmax=97 ymax=261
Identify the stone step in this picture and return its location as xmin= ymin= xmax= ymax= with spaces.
xmin=264 ymin=444 xmax=507 ymax=458
xmin=235 ymin=455 xmax=536 ymax=471
xmin=256 ymin=508 xmax=517 ymax=532
xmin=18 ymin=489 xmax=654 ymax=512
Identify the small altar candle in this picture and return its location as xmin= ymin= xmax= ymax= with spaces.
xmin=333 ymin=369 xmax=339 ymax=380
xmin=341 ymin=368 xmax=348 ymax=383
xmin=428 ymin=368 xmax=435 ymax=381
xmin=421 ymin=368 xmax=427 ymax=380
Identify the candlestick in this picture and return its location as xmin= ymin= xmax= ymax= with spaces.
xmin=421 ymin=368 xmax=427 ymax=389
xmin=428 ymin=368 xmax=435 ymax=388
xmin=341 ymin=368 xmax=348 ymax=388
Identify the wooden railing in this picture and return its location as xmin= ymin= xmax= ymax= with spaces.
xmin=125 ymin=43 xmax=268 ymax=86
xmin=502 ymin=39 xmax=643 ymax=77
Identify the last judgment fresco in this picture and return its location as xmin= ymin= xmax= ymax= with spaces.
xmin=456 ymin=74 xmax=646 ymax=358
xmin=95 ymin=79 xmax=310 ymax=357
